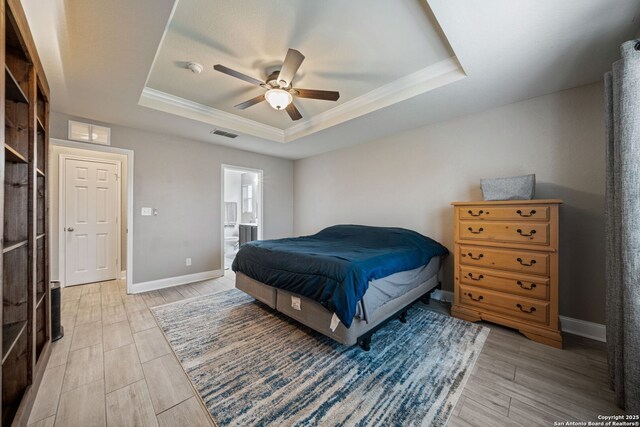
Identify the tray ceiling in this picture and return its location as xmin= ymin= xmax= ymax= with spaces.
xmin=22 ymin=0 xmax=640 ymax=158
xmin=141 ymin=0 xmax=464 ymax=142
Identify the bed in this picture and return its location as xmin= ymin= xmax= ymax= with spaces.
xmin=232 ymin=225 xmax=448 ymax=350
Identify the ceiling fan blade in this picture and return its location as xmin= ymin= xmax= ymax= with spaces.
xmin=214 ymin=64 xmax=264 ymax=86
xmin=277 ymin=49 xmax=305 ymax=87
xmin=294 ymin=88 xmax=340 ymax=101
xmin=234 ymin=94 xmax=266 ymax=110
xmin=285 ymin=102 xmax=303 ymax=121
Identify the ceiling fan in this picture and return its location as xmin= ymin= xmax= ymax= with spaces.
xmin=213 ymin=48 xmax=340 ymax=121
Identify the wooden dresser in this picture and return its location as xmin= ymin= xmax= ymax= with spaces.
xmin=451 ymin=200 xmax=562 ymax=348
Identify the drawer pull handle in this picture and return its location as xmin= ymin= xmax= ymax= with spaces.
xmin=467 ymin=210 xmax=485 ymax=217
xmin=468 ymin=227 xmax=484 ymax=234
xmin=467 ymin=252 xmax=484 ymax=260
xmin=516 ymin=257 xmax=537 ymax=266
xmin=468 ymin=273 xmax=484 ymax=281
xmin=465 ymin=292 xmax=484 ymax=302
xmin=516 ymin=229 xmax=537 ymax=237
xmin=516 ymin=209 xmax=537 ymax=217
xmin=516 ymin=303 xmax=536 ymax=313
xmin=516 ymin=280 xmax=537 ymax=290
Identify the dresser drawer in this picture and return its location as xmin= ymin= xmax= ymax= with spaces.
xmin=459 ymin=221 xmax=550 ymax=246
xmin=459 ymin=284 xmax=549 ymax=324
xmin=459 ymin=266 xmax=549 ymax=300
xmin=458 ymin=245 xmax=549 ymax=276
xmin=459 ymin=206 xmax=550 ymax=221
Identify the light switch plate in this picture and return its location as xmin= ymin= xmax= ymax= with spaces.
xmin=141 ymin=207 xmax=152 ymax=216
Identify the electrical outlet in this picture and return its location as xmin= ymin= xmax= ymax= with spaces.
xmin=186 ymin=258 xmax=191 ymax=266
xmin=141 ymin=207 xmax=152 ymax=216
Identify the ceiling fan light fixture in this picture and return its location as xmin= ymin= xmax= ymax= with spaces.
xmin=265 ymin=88 xmax=292 ymax=110
xmin=214 ymin=48 xmax=339 ymax=121
xmin=187 ymin=62 xmax=203 ymax=74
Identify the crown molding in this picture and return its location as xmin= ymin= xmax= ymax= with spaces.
xmin=283 ymin=57 xmax=466 ymax=142
xmin=138 ymin=87 xmax=286 ymax=142
xmin=138 ymin=56 xmax=466 ymax=143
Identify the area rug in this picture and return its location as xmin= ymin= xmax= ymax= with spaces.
xmin=151 ymin=289 xmax=488 ymax=427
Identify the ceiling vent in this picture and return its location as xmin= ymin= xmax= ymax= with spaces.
xmin=211 ymin=129 xmax=238 ymax=139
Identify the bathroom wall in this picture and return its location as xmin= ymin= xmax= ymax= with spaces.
xmin=240 ymin=172 xmax=259 ymax=224
xmin=224 ymin=170 xmax=242 ymax=231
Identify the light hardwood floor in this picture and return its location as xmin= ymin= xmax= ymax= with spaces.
xmin=28 ymin=271 xmax=619 ymax=427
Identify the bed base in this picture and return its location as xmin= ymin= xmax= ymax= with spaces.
xmin=236 ymin=260 xmax=443 ymax=350
xmin=356 ymin=282 xmax=441 ymax=351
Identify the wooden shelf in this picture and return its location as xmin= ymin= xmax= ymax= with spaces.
xmin=36 ymin=116 xmax=45 ymax=133
xmin=3 ymin=239 xmax=27 ymax=253
xmin=5 ymin=66 xmax=28 ymax=104
xmin=2 ymin=321 xmax=27 ymax=364
xmin=36 ymin=168 xmax=44 ymax=177
xmin=35 ymin=293 xmax=45 ymax=309
xmin=5 ymin=143 xmax=28 ymax=163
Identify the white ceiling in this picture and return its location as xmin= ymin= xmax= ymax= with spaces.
xmin=146 ymin=0 xmax=454 ymax=131
xmin=22 ymin=0 xmax=640 ymax=159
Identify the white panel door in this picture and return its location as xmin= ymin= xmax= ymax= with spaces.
xmin=65 ymin=158 xmax=118 ymax=286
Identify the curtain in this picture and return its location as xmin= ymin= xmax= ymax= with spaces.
xmin=605 ymin=39 xmax=640 ymax=413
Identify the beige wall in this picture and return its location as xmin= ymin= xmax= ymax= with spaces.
xmin=294 ymin=82 xmax=606 ymax=324
xmin=50 ymin=145 xmax=128 ymax=282
xmin=50 ymin=112 xmax=294 ymax=284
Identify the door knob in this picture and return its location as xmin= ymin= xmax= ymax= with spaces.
xmin=67 ymin=227 xmax=74 ymax=232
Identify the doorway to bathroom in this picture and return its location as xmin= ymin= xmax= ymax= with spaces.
xmin=221 ymin=165 xmax=263 ymax=270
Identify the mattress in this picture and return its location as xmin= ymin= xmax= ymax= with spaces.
xmin=238 ymin=256 xmax=441 ymax=319
xmin=357 ymin=256 xmax=441 ymax=321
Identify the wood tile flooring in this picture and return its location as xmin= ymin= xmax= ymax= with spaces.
xmin=27 ymin=272 xmax=236 ymax=427
xmin=28 ymin=270 xmax=620 ymax=426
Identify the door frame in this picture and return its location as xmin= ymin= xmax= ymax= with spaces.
xmin=52 ymin=138 xmax=134 ymax=291
xmin=221 ymin=164 xmax=264 ymax=270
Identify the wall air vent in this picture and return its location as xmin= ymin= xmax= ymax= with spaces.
xmin=211 ymin=129 xmax=238 ymax=139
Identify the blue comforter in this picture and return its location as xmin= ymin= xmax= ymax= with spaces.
xmin=232 ymin=225 xmax=448 ymax=327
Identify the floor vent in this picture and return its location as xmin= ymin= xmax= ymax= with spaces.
xmin=211 ymin=129 xmax=238 ymax=139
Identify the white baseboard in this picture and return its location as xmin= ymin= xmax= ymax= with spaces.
xmin=120 ymin=270 xmax=127 ymax=280
xmin=430 ymin=290 xmax=606 ymax=342
xmin=130 ymin=269 xmax=224 ymax=294
xmin=559 ymin=316 xmax=606 ymax=342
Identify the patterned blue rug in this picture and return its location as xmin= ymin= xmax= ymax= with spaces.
xmin=151 ymin=289 xmax=488 ymax=427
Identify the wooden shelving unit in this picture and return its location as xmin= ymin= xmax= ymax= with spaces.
xmin=2 ymin=240 xmax=26 ymax=253
xmin=2 ymin=320 xmax=26 ymax=364
xmin=5 ymin=66 xmax=27 ymax=104
xmin=1 ymin=0 xmax=51 ymax=425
